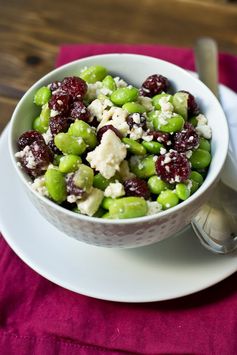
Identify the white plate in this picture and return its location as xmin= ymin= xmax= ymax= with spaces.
xmin=0 ymin=84 xmax=237 ymax=303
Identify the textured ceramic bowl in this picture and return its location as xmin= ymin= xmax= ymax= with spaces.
xmin=8 ymin=54 xmax=228 ymax=248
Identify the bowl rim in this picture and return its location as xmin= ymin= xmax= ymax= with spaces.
xmin=8 ymin=53 xmax=229 ymax=225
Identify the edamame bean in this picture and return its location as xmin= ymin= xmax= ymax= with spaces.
xmin=53 ymin=154 xmax=63 ymax=166
xmin=122 ymin=138 xmax=146 ymax=155
xmin=152 ymin=93 xmax=172 ymax=110
xmin=190 ymin=171 xmax=204 ymax=185
xmin=93 ymin=173 xmax=115 ymax=191
xmin=153 ymin=112 xmax=184 ymax=133
xmin=101 ymin=197 xmax=115 ymax=210
xmin=157 ymin=190 xmax=179 ymax=210
xmin=189 ymin=117 xmax=198 ymax=127
xmin=122 ymin=102 xmax=146 ymax=114
xmin=59 ymin=155 xmax=82 ymax=173
xmin=34 ymin=86 xmax=51 ymax=106
xmin=190 ymin=180 xmax=199 ymax=194
xmin=54 ymin=133 xmax=87 ymax=155
xmin=73 ymin=164 xmax=94 ymax=192
xmin=172 ymin=92 xmax=188 ymax=120
xmin=33 ymin=116 xmax=45 ymax=133
xmin=68 ymin=120 xmax=97 ymax=149
xmin=129 ymin=155 xmax=156 ymax=179
xmin=102 ymin=75 xmax=116 ymax=92
xmin=80 ymin=65 xmax=108 ymax=83
xmin=142 ymin=141 xmax=164 ymax=154
xmin=110 ymin=87 xmax=139 ymax=106
xmin=190 ymin=149 xmax=211 ymax=169
xmin=199 ymin=137 xmax=211 ymax=152
xmin=175 ymin=183 xmax=190 ymax=200
xmin=33 ymin=104 xmax=50 ymax=133
xmin=93 ymin=207 xmax=106 ymax=218
xmin=148 ymin=175 xmax=170 ymax=194
xmin=108 ymin=197 xmax=148 ymax=219
xmin=45 ymin=169 xmax=67 ymax=204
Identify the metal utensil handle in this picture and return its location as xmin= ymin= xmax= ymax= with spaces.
xmin=194 ymin=37 xmax=219 ymax=99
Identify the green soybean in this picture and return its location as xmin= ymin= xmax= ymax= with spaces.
xmin=33 ymin=116 xmax=45 ymax=133
xmin=190 ymin=180 xmax=199 ymax=194
xmin=45 ymin=169 xmax=67 ymax=204
xmin=80 ymin=65 xmax=107 ymax=83
xmin=54 ymin=133 xmax=87 ymax=155
xmin=199 ymin=137 xmax=211 ymax=152
xmin=152 ymin=93 xmax=172 ymax=110
xmin=110 ymin=87 xmax=139 ymax=106
xmin=33 ymin=104 xmax=50 ymax=133
xmin=59 ymin=155 xmax=82 ymax=173
xmin=53 ymin=154 xmax=63 ymax=166
xmin=172 ymin=91 xmax=189 ymax=120
xmin=148 ymin=175 xmax=170 ymax=195
xmin=153 ymin=113 xmax=184 ymax=133
xmin=68 ymin=120 xmax=97 ymax=149
xmin=93 ymin=207 xmax=106 ymax=218
xmin=122 ymin=138 xmax=146 ymax=155
xmin=190 ymin=171 xmax=204 ymax=185
xmin=108 ymin=197 xmax=148 ymax=219
xmin=34 ymin=86 xmax=51 ymax=106
xmin=101 ymin=197 xmax=115 ymax=210
xmin=189 ymin=116 xmax=198 ymax=127
xmin=122 ymin=102 xmax=146 ymax=114
xmin=157 ymin=190 xmax=179 ymax=210
xmin=190 ymin=149 xmax=211 ymax=169
xmin=73 ymin=164 xmax=94 ymax=192
xmin=102 ymin=75 xmax=116 ymax=92
xmin=175 ymin=183 xmax=190 ymax=200
xmin=142 ymin=141 xmax=164 ymax=154
xmin=129 ymin=155 xmax=156 ymax=179
xmin=93 ymin=173 xmax=115 ymax=191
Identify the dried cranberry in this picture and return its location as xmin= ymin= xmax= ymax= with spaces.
xmin=20 ymin=141 xmax=53 ymax=178
xmin=124 ymin=178 xmax=150 ymax=199
xmin=126 ymin=113 xmax=147 ymax=130
xmin=173 ymin=122 xmax=199 ymax=152
xmin=140 ymin=74 xmax=169 ymax=97
xmin=179 ymin=90 xmax=200 ymax=117
xmin=48 ymin=139 xmax=61 ymax=155
xmin=90 ymin=117 xmax=99 ymax=128
xmin=61 ymin=76 xmax=87 ymax=100
xmin=147 ymin=130 xmax=171 ymax=146
xmin=66 ymin=174 xmax=85 ymax=198
xmin=49 ymin=81 xmax=61 ymax=92
xmin=48 ymin=93 xmax=72 ymax=114
xmin=49 ymin=115 xmax=71 ymax=136
xmin=97 ymin=125 xmax=122 ymax=142
xmin=70 ymin=101 xmax=90 ymax=121
xmin=18 ymin=130 xmax=45 ymax=150
xmin=155 ymin=151 xmax=191 ymax=184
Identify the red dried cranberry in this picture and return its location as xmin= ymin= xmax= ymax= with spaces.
xmin=155 ymin=151 xmax=191 ymax=184
xmin=20 ymin=141 xmax=53 ymax=178
xmin=66 ymin=174 xmax=85 ymax=198
xmin=173 ymin=122 xmax=199 ymax=152
xmin=50 ymin=81 xmax=61 ymax=92
xmin=124 ymin=178 xmax=150 ymax=199
xmin=48 ymin=93 xmax=72 ymax=114
xmin=70 ymin=101 xmax=90 ymax=122
xmin=61 ymin=76 xmax=87 ymax=100
xmin=49 ymin=115 xmax=71 ymax=136
xmin=179 ymin=90 xmax=200 ymax=117
xmin=140 ymin=74 xmax=169 ymax=97
xmin=97 ymin=125 xmax=122 ymax=142
xmin=126 ymin=113 xmax=147 ymax=130
xmin=48 ymin=139 xmax=61 ymax=155
xmin=147 ymin=130 xmax=171 ymax=146
xmin=90 ymin=117 xmax=99 ymax=128
xmin=18 ymin=130 xmax=45 ymax=150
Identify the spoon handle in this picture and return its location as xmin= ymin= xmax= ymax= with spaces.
xmin=194 ymin=37 xmax=220 ymax=99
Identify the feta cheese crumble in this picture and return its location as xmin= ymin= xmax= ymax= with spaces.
xmin=104 ymin=181 xmax=125 ymax=199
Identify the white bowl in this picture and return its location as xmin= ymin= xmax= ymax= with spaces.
xmin=8 ymin=54 xmax=229 ymax=248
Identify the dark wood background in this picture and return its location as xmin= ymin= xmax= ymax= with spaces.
xmin=1 ymin=0 xmax=237 ymax=133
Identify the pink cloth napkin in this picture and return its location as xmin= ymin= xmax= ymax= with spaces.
xmin=1 ymin=44 xmax=237 ymax=355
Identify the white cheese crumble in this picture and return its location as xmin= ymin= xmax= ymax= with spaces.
xmin=118 ymin=160 xmax=135 ymax=181
xmin=15 ymin=145 xmax=36 ymax=169
xmin=146 ymin=201 xmax=162 ymax=215
xmin=196 ymin=125 xmax=212 ymax=139
xmin=76 ymin=188 xmax=104 ymax=216
xmin=108 ymin=107 xmax=130 ymax=136
xmin=42 ymin=128 xmax=53 ymax=145
xmin=50 ymin=109 xmax=59 ymax=117
xmin=114 ymin=77 xmax=128 ymax=88
xmin=137 ymin=96 xmax=153 ymax=111
xmin=31 ymin=176 xmax=49 ymax=197
xmin=159 ymin=95 xmax=174 ymax=113
xmin=129 ymin=125 xmax=143 ymax=140
xmin=86 ymin=130 xmax=127 ymax=179
xmin=160 ymin=147 xmax=167 ymax=155
xmin=104 ymin=181 xmax=125 ymax=199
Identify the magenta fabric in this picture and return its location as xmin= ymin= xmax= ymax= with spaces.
xmin=1 ymin=44 xmax=237 ymax=355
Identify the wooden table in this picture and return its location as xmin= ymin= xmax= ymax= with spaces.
xmin=1 ymin=0 xmax=237 ymax=133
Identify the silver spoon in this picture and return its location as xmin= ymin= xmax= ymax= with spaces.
xmin=191 ymin=37 xmax=237 ymax=254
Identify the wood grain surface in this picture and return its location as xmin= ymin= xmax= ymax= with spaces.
xmin=1 ymin=0 xmax=237 ymax=133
